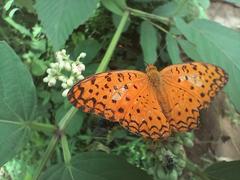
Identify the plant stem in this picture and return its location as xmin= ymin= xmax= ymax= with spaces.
xmin=96 ymin=10 xmax=129 ymax=73
xmin=29 ymin=122 xmax=57 ymax=134
xmin=58 ymin=107 xmax=78 ymax=130
xmin=126 ymin=7 xmax=170 ymax=25
xmin=32 ymin=136 xmax=59 ymax=180
xmin=61 ymin=134 xmax=71 ymax=164
xmin=4 ymin=17 xmax=32 ymax=37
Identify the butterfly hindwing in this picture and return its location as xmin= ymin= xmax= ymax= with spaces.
xmin=120 ymin=84 xmax=170 ymax=139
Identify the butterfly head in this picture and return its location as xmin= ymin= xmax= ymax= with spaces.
xmin=146 ymin=64 xmax=157 ymax=72
xmin=146 ymin=64 xmax=161 ymax=88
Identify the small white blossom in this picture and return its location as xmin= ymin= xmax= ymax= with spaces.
xmin=55 ymin=52 xmax=63 ymax=62
xmin=49 ymin=62 xmax=57 ymax=68
xmin=62 ymin=88 xmax=70 ymax=97
xmin=58 ymin=75 xmax=67 ymax=82
xmin=66 ymin=78 xmax=74 ymax=86
xmin=64 ymin=62 xmax=71 ymax=71
xmin=77 ymin=75 xmax=84 ymax=80
xmin=78 ymin=63 xmax=85 ymax=71
xmin=43 ymin=49 xmax=86 ymax=97
xmin=78 ymin=52 xmax=86 ymax=59
xmin=46 ymin=68 xmax=52 ymax=74
xmin=43 ymin=77 xmax=49 ymax=83
xmin=61 ymin=82 xmax=68 ymax=88
xmin=72 ymin=62 xmax=85 ymax=74
xmin=58 ymin=60 xmax=65 ymax=69
xmin=48 ymin=77 xmax=57 ymax=87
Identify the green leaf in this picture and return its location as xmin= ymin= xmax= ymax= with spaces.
xmin=175 ymin=18 xmax=240 ymax=111
xmin=15 ymin=0 xmax=35 ymax=13
xmin=101 ymin=0 xmax=127 ymax=16
xmin=56 ymin=105 xmax=85 ymax=136
xmin=72 ymin=39 xmax=102 ymax=64
xmin=31 ymin=58 xmax=48 ymax=76
xmin=40 ymin=152 xmax=152 ymax=180
xmin=153 ymin=1 xmax=188 ymax=18
xmin=140 ymin=21 xmax=158 ymax=64
xmin=166 ymin=33 xmax=181 ymax=64
xmin=205 ymin=161 xmax=240 ymax=180
xmin=177 ymin=39 xmax=201 ymax=60
xmin=4 ymin=0 xmax=14 ymax=11
xmin=35 ymin=0 xmax=99 ymax=50
xmin=83 ymin=63 xmax=100 ymax=77
xmin=0 ymin=41 xmax=37 ymax=165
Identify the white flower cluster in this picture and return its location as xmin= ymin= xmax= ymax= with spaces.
xmin=43 ymin=49 xmax=86 ymax=97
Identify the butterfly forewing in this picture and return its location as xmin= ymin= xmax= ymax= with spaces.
xmin=68 ymin=70 xmax=147 ymax=121
xmin=160 ymin=62 xmax=228 ymax=107
xmin=159 ymin=62 xmax=228 ymax=132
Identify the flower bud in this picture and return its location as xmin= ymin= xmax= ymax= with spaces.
xmin=66 ymin=78 xmax=74 ymax=86
xmin=77 ymin=75 xmax=84 ymax=80
xmin=50 ymin=63 xmax=57 ymax=68
xmin=48 ymin=77 xmax=56 ymax=87
xmin=58 ymin=75 xmax=67 ymax=82
xmin=43 ymin=77 xmax=49 ymax=83
xmin=64 ymin=62 xmax=71 ymax=71
xmin=46 ymin=68 xmax=52 ymax=74
xmin=62 ymin=88 xmax=70 ymax=97
xmin=61 ymin=82 xmax=68 ymax=88
xmin=78 ymin=52 xmax=86 ymax=59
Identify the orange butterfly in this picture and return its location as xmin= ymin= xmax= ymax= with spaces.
xmin=67 ymin=62 xmax=228 ymax=140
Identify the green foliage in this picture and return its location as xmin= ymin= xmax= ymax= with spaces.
xmin=140 ymin=21 xmax=158 ymax=64
xmin=101 ymin=0 xmax=127 ymax=16
xmin=72 ymin=39 xmax=102 ymax=64
xmin=0 ymin=42 xmax=37 ymax=166
xmin=166 ymin=30 xmax=182 ymax=64
xmin=39 ymin=152 xmax=152 ymax=180
xmin=35 ymin=0 xmax=99 ymax=50
xmin=205 ymin=160 xmax=240 ymax=180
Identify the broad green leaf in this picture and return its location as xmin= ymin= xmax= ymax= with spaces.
xmin=153 ymin=1 xmax=188 ymax=18
xmin=177 ymin=39 xmax=201 ymax=60
xmin=205 ymin=160 xmax=240 ymax=180
xmin=83 ymin=63 xmax=100 ymax=76
xmin=40 ymin=152 xmax=152 ymax=180
xmin=72 ymin=39 xmax=102 ymax=64
xmin=35 ymin=0 xmax=99 ymax=50
xmin=175 ymin=18 xmax=240 ymax=111
xmin=166 ymin=33 xmax=181 ymax=64
xmin=101 ymin=0 xmax=127 ymax=16
xmin=15 ymin=0 xmax=35 ymax=13
xmin=56 ymin=105 xmax=85 ymax=136
xmin=140 ymin=21 xmax=158 ymax=64
xmin=0 ymin=41 xmax=37 ymax=165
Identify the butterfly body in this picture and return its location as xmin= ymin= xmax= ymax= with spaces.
xmin=67 ymin=62 xmax=228 ymax=140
